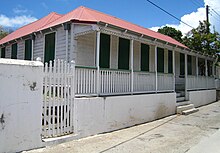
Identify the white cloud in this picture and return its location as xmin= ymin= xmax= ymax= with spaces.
xmin=13 ymin=5 xmax=28 ymax=14
xmin=150 ymin=0 xmax=220 ymax=34
xmin=0 ymin=14 xmax=37 ymax=28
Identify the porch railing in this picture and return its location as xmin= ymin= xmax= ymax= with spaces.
xmin=187 ymin=75 xmax=215 ymax=90
xmin=75 ymin=66 xmax=175 ymax=96
xmin=100 ymin=69 xmax=131 ymax=94
xmin=75 ymin=66 xmax=97 ymax=95
xmin=158 ymin=73 xmax=174 ymax=91
xmin=133 ymin=71 xmax=156 ymax=93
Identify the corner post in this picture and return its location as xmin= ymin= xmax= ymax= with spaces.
xmin=196 ymin=56 xmax=199 ymax=76
xmin=172 ymin=50 xmax=175 ymax=91
xmin=205 ymin=59 xmax=208 ymax=76
xmin=155 ymin=45 xmax=158 ymax=92
xmin=185 ymin=53 xmax=188 ymax=100
xmin=130 ymin=39 xmax=134 ymax=93
xmin=96 ymin=31 xmax=101 ymax=95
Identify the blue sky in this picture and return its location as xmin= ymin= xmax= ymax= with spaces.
xmin=0 ymin=0 xmax=219 ymax=34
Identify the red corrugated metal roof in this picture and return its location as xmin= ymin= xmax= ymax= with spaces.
xmin=0 ymin=6 xmax=187 ymax=49
xmin=0 ymin=12 xmax=62 ymax=45
xmin=41 ymin=6 xmax=187 ymax=48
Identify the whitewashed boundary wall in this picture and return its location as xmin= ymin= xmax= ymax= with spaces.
xmin=0 ymin=59 xmax=43 ymax=153
xmin=189 ymin=90 xmax=216 ymax=108
xmin=74 ymin=93 xmax=176 ymax=138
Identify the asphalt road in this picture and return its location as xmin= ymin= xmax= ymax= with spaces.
xmin=24 ymin=101 xmax=220 ymax=153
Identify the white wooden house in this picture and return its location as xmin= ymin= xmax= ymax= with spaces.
xmin=0 ymin=6 xmax=217 ymax=138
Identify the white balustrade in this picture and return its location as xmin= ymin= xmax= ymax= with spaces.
xmin=100 ymin=69 xmax=131 ymax=94
xmin=157 ymin=73 xmax=174 ymax=91
xmin=133 ymin=71 xmax=156 ymax=92
xmin=75 ymin=66 xmax=97 ymax=95
xmin=187 ymin=75 xmax=215 ymax=90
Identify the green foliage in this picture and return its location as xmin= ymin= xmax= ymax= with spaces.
xmin=182 ymin=21 xmax=220 ymax=55
xmin=0 ymin=26 xmax=9 ymax=40
xmin=158 ymin=26 xmax=183 ymax=43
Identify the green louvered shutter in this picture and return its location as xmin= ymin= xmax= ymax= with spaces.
xmin=99 ymin=33 xmax=110 ymax=68
xmin=25 ymin=39 xmax=32 ymax=60
xmin=1 ymin=47 xmax=5 ymax=58
xmin=118 ymin=38 xmax=130 ymax=70
xmin=180 ymin=53 xmax=185 ymax=75
xmin=11 ymin=43 xmax=17 ymax=59
xmin=157 ymin=47 xmax=164 ymax=73
xmin=168 ymin=50 xmax=173 ymax=73
xmin=44 ymin=32 xmax=55 ymax=63
xmin=141 ymin=43 xmax=149 ymax=71
xmin=187 ymin=55 xmax=192 ymax=75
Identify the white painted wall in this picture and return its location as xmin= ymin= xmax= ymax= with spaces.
xmin=33 ymin=33 xmax=44 ymax=60
xmin=74 ymin=93 xmax=176 ymax=137
xmin=0 ymin=59 xmax=43 ymax=153
xmin=5 ymin=45 xmax=11 ymax=59
xmin=133 ymin=40 xmax=140 ymax=71
xmin=76 ymin=32 xmax=96 ymax=66
xmin=150 ymin=45 xmax=155 ymax=72
xmin=189 ymin=90 xmax=216 ymax=107
xmin=17 ymin=40 xmax=25 ymax=60
xmin=110 ymin=35 xmax=118 ymax=69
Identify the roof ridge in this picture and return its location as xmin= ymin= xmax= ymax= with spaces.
xmin=82 ymin=6 xmax=180 ymax=43
xmin=36 ymin=12 xmax=62 ymax=31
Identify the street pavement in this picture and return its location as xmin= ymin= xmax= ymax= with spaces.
xmin=24 ymin=101 xmax=220 ymax=153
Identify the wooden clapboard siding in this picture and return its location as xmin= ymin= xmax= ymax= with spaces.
xmin=133 ymin=41 xmax=140 ymax=71
xmin=5 ymin=45 xmax=11 ymax=58
xmin=56 ymin=27 xmax=66 ymax=60
xmin=34 ymin=34 xmax=44 ymax=60
xmin=76 ymin=32 xmax=95 ymax=66
xmin=110 ymin=35 xmax=118 ymax=69
xmin=17 ymin=40 xmax=25 ymax=60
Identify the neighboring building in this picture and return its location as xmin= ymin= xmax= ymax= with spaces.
xmin=0 ymin=6 xmax=217 ymax=138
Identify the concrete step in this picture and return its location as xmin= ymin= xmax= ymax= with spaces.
xmin=182 ymin=108 xmax=199 ymax=115
xmin=177 ymin=104 xmax=194 ymax=114
xmin=176 ymin=92 xmax=185 ymax=97
xmin=176 ymin=96 xmax=185 ymax=102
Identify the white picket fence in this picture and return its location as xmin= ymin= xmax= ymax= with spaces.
xmin=42 ymin=60 xmax=75 ymax=138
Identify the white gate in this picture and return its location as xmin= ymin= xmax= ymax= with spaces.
xmin=42 ymin=60 xmax=75 ymax=138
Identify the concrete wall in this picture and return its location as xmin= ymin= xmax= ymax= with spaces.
xmin=74 ymin=93 xmax=176 ymax=137
xmin=0 ymin=59 xmax=43 ymax=153
xmin=189 ymin=90 xmax=216 ymax=108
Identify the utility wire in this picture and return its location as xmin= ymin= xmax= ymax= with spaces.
xmin=210 ymin=7 xmax=220 ymax=18
xmin=189 ymin=0 xmax=202 ymax=8
xmin=146 ymin=0 xmax=195 ymax=29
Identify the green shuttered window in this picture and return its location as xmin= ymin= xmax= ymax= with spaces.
xmin=11 ymin=43 xmax=17 ymax=59
xmin=25 ymin=39 xmax=32 ymax=60
xmin=118 ymin=38 xmax=130 ymax=70
xmin=99 ymin=33 xmax=110 ymax=68
xmin=141 ymin=43 xmax=149 ymax=71
xmin=1 ymin=47 xmax=5 ymax=58
xmin=157 ymin=47 xmax=164 ymax=73
xmin=168 ymin=50 xmax=173 ymax=73
xmin=187 ymin=55 xmax=192 ymax=75
xmin=180 ymin=53 xmax=185 ymax=75
xmin=44 ymin=32 xmax=55 ymax=63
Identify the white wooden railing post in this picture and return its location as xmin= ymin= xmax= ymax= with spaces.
xmin=196 ymin=56 xmax=199 ymax=89
xmin=185 ymin=53 xmax=188 ymax=100
xmin=172 ymin=50 xmax=175 ymax=91
xmin=70 ymin=60 xmax=75 ymax=132
xmin=155 ymin=45 xmax=158 ymax=93
xmin=96 ymin=31 xmax=101 ymax=95
xmin=31 ymin=34 xmax=35 ymax=61
xmin=205 ymin=59 xmax=208 ymax=88
xmin=130 ymin=39 xmax=134 ymax=94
